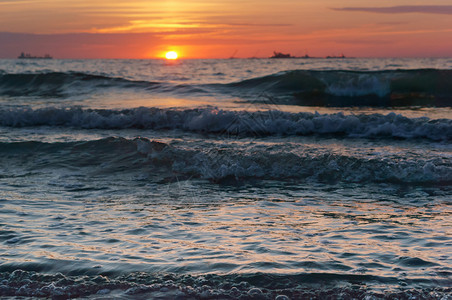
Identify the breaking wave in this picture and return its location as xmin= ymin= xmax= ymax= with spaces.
xmin=1 ymin=137 xmax=450 ymax=184
xmin=226 ymin=69 xmax=452 ymax=107
xmin=1 ymin=69 xmax=452 ymax=106
xmin=1 ymin=270 xmax=450 ymax=299
xmin=0 ymin=107 xmax=450 ymax=141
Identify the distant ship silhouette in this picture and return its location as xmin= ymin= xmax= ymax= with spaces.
xmin=18 ymin=52 xmax=53 ymax=59
xmin=270 ymin=51 xmax=311 ymax=59
xmin=326 ymin=54 xmax=346 ymax=59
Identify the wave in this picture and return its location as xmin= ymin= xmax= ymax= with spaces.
xmin=0 ymin=107 xmax=450 ymax=141
xmin=1 ymin=270 xmax=449 ymax=299
xmin=1 ymin=69 xmax=452 ymax=107
xmin=226 ymin=69 xmax=452 ymax=107
xmin=1 ymin=137 xmax=450 ymax=184
xmin=0 ymin=72 xmax=203 ymax=97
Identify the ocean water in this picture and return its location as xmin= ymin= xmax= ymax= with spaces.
xmin=0 ymin=58 xmax=451 ymax=299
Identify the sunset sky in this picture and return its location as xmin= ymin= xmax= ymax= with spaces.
xmin=1 ymin=0 xmax=451 ymax=58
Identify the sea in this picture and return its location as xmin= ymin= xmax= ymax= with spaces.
xmin=0 ymin=58 xmax=451 ymax=299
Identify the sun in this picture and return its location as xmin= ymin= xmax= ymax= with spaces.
xmin=165 ymin=51 xmax=178 ymax=60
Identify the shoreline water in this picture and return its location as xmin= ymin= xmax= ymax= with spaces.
xmin=0 ymin=58 xmax=451 ymax=299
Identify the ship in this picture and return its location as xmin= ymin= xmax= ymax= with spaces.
xmin=270 ymin=51 xmax=293 ymax=58
xmin=326 ymin=54 xmax=346 ymax=59
xmin=270 ymin=51 xmax=311 ymax=59
xmin=18 ymin=52 xmax=53 ymax=59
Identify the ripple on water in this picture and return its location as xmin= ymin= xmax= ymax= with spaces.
xmin=0 ymin=182 xmax=449 ymax=296
xmin=398 ymin=257 xmax=438 ymax=268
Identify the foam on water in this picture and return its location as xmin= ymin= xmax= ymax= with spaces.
xmin=0 ymin=58 xmax=451 ymax=299
xmin=1 ymin=270 xmax=450 ymax=299
xmin=0 ymin=107 xmax=450 ymax=141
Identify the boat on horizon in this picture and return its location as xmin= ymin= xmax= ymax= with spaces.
xmin=270 ymin=51 xmax=293 ymax=58
xmin=270 ymin=51 xmax=311 ymax=59
xmin=326 ymin=54 xmax=346 ymax=59
xmin=18 ymin=52 xmax=53 ymax=59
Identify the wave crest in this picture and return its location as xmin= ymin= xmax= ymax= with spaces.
xmin=0 ymin=107 xmax=450 ymax=141
xmin=1 ymin=69 xmax=452 ymax=106
xmin=0 ymin=72 xmax=206 ymax=97
xmin=1 ymin=137 xmax=450 ymax=184
xmin=0 ymin=72 xmax=162 ymax=97
xmin=227 ymin=69 xmax=452 ymax=107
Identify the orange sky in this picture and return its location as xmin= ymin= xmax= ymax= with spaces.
xmin=0 ymin=0 xmax=451 ymax=58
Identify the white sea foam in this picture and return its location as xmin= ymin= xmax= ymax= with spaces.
xmin=322 ymin=73 xmax=391 ymax=97
xmin=0 ymin=107 xmax=450 ymax=141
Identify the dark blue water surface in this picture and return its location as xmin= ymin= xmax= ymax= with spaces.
xmin=0 ymin=58 xmax=451 ymax=299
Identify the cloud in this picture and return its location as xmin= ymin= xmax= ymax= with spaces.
xmin=0 ymin=0 xmax=33 ymax=4
xmin=332 ymin=5 xmax=452 ymax=15
xmin=93 ymin=19 xmax=291 ymax=34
